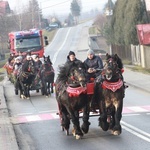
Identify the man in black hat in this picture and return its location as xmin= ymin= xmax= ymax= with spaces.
xmin=65 ymin=51 xmax=81 ymax=65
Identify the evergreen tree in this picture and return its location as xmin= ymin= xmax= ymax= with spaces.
xmin=70 ymin=0 xmax=81 ymax=24
xmin=105 ymin=0 xmax=147 ymax=46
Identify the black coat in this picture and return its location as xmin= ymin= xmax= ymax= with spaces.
xmin=84 ymin=55 xmax=103 ymax=70
xmin=65 ymin=57 xmax=82 ymax=65
xmin=84 ymin=55 xmax=103 ymax=79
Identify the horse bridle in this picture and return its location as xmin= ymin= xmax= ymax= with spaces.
xmin=68 ymin=67 xmax=86 ymax=86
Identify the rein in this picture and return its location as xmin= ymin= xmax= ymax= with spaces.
xmin=21 ymin=71 xmax=31 ymax=78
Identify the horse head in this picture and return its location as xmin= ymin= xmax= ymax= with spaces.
xmin=43 ymin=55 xmax=52 ymax=70
xmin=43 ymin=55 xmax=52 ymax=65
xmin=67 ymin=62 xmax=87 ymax=87
xmin=103 ymin=54 xmax=120 ymax=81
xmin=22 ymin=59 xmax=35 ymax=74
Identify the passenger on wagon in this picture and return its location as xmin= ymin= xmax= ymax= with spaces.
xmin=8 ymin=53 xmax=15 ymax=64
xmin=65 ymin=51 xmax=82 ymax=65
xmin=84 ymin=49 xmax=103 ymax=81
xmin=13 ymin=57 xmax=22 ymax=71
xmin=34 ymin=55 xmax=42 ymax=72
xmin=84 ymin=49 xmax=103 ymax=113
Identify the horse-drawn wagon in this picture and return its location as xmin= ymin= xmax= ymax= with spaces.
xmin=4 ymin=55 xmax=54 ymax=99
xmin=55 ymin=54 xmax=126 ymax=139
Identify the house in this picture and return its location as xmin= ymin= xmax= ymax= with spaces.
xmin=0 ymin=1 xmax=11 ymax=15
xmin=145 ymin=0 xmax=150 ymax=11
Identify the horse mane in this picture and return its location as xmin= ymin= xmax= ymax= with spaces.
xmin=57 ymin=62 xmax=85 ymax=83
xmin=22 ymin=59 xmax=35 ymax=72
xmin=113 ymin=54 xmax=123 ymax=69
xmin=106 ymin=53 xmax=123 ymax=69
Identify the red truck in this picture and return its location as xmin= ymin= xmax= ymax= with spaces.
xmin=8 ymin=28 xmax=48 ymax=57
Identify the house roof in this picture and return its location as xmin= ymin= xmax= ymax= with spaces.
xmin=0 ymin=1 xmax=10 ymax=14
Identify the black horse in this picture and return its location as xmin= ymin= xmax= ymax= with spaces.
xmin=40 ymin=55 xmax=55 ymax=96
xmin=98 ymin=53 xmax=125 ymax=135
xmin=55 ymin=62 xmax=90 ymax=139
xmin=16 ymin=58 xmax=36 ymax=99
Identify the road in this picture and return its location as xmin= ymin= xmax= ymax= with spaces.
xmin=3 ymin=23 xmax=150 ymax=150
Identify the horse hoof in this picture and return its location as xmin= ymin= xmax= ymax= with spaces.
xmin=111 ymin=130 xmax=121 ymax=136
xmin=75 ymin=135 xmax=82 ymax=140
xmin=20 ymin=95 xmax=24 ymax=99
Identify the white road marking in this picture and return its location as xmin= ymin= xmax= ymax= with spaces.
xmin=127 ymin=106 xmax=148 ymax=112
xmin=26 ymin=115 xmax=41 ymax=121
xmin=39 ymin=110 xmax=58 ymax=113
xmin=52 ymin=28 xmax=71 ymax=64
xmin=122 ymin=114 xmax=140 ymax=117
xmin=121 ymin=121 xmax=150 ymax=143
xmin=17 ymin=113 xmax=33 ymax=116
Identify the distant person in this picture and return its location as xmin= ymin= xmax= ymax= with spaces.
xmin=8 ymin=53 xmax=15 ymax=64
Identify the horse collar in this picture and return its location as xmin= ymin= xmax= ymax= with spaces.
xmin=102 ymin=79 xmax=123 ymax=92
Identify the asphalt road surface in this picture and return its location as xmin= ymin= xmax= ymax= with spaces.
xmin=4 ymin=22 xmax=150 ymax=150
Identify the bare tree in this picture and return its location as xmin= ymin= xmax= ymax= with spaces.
xmin=94 ymin=13 xmax=107 ymax=36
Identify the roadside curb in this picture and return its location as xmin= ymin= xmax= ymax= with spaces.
xmin=124 ymin=66 xmax=150 ymax=94
xmin=0 ymin=84 xmax=19 ymax=150
xmin=125 ymin=82 xmax=150 ymax=94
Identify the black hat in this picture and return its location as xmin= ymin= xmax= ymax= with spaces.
xmin=68 ymin=51 xmax=75 ymax=56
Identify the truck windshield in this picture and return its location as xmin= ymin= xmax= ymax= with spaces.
xmin=15 ymin=37 xmax=41 ymax=49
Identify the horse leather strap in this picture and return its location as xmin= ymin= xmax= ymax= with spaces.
xmin=102 ymin=79 xmax=123 ymax=92
xmin=22 ymin=72 xmax=30 ymax=78
xmin=67 ymin=86 xmax=87 ymax=97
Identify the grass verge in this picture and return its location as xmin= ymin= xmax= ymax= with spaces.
xmin=126 ymin=65 xmax=150 ymax=74
xmin=43 ymin=29 xmax=58 ymax=43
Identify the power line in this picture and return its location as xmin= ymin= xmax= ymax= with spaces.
xmin=41 ymin=0 xmax=71 ymax=10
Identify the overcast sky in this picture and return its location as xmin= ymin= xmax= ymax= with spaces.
xmin=8 ymin=0 xmax=116 ymax=16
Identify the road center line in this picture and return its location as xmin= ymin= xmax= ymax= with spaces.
xmin=122 ymin=125 xmax=150 ymax=143
xmin=52 ymin=28 xmax=71 ymax=64
xmin=121 ymin=121 xmax=150 ymax=142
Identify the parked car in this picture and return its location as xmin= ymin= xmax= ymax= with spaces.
xmin=49 ymin=23 xmax=59 ymax=29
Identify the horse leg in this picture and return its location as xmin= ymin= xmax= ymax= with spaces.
xmin=61 ymin=110 xmax=70 ymax=135
xmin=68 ymin=109 xmax=83 ymax=139
xmin=41 ymin=80 xmax=48 ymax=96
xmin=19 ymin=81 xmax=26 ymax=99
xmin=47 ymin=82 xmax=50 ymax=95
xmin=57 ymin=102 xmax=70 ymax=134
xmin=50 ymin=73 xmax=54 ymax=93
xmin=81 ymin=103 xmax=90 ymax=134
xmin=99 ymin=100 xmax=109 ymax=131
xmin=50 ymin=82 xmax=54 ymax=93
xmin=111 ymin=100 xmax=123 ymax=135
xmin=14 ymin=77 xmax=19 ymax=95
xmin=26 ymin=85 xmax=30 ymax=99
